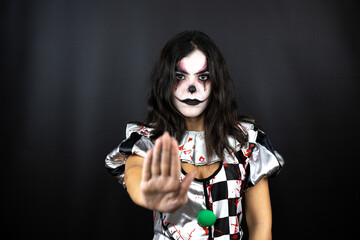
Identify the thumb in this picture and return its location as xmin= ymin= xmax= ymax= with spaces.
xmin=179 ymin=171 xmax=196 ymax=195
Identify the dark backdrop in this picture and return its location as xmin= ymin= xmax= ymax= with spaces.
xmin=2 ymin=0 xmax=359 ymax=239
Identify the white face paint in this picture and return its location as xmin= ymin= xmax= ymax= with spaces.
xmin=173 ymin=49 xmax=211 ymax=118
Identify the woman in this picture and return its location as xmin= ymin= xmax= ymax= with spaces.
xmin=105 ymin=31 xmax=284 ymax=240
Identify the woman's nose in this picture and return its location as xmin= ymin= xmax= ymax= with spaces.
xmin=188 ymin=85 xmax=196 ymax=93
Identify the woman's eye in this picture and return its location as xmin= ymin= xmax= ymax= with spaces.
xmin=199 ymin=75 xmax=209 ymax=81
xmin=176 ymin=74 xmax=185 ymax=80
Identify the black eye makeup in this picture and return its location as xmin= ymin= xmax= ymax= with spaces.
xmin=198 ymin=74 xmax=210 ymax=88
xmin=175 ymin=71 xmax=210 ymax=89
xmin=198 ymin=74 xmax=209 ymax=81
xmin=176 ymin=74 xmax=185 ymax=81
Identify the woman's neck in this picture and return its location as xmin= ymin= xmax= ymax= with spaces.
xmin=185 ymin=114 xmax=205 ymax=131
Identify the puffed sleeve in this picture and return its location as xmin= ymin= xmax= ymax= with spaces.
xmin=238 ymin=122 xmax=285 ymax=188
xmin=104 ymin=123 xmax=154 ymax=189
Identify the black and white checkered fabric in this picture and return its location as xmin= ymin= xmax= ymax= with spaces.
xmin=105 ymin=122 xmax=284 ymax=240
xmin=204 ymin=156 xmax=249 ymax=239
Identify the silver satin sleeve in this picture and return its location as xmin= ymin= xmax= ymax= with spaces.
xmin=248 ymin=143 xmax=285 ymax=186
xmin=105 ymin=135 xmax=154 ymax=189
xmin=105 ymin=145 xmax=128 ymax=188
xmin=132 ymin=136 xmax=154 ymax=158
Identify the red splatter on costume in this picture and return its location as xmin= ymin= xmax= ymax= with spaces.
xmin=105 ymin=122 xmax=284 ymax=239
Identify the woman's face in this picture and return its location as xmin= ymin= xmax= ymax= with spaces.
xmin=173 ymin=49 xmax=211 ymax=118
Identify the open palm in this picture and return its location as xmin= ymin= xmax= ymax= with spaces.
xmin=140 ymin=132 xmax=196 ymax=213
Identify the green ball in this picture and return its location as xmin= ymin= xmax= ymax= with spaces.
xmin=197 ymin=210 xmax=216 ymax=227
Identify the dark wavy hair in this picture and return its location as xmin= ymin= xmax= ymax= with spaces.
xmin=138 ymin=30 xmax=253 ymax=162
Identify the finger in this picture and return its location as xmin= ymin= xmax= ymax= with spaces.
xmin=170 ymin=138 xmax=180 ymax=180
xmin=142 ymin=149 xmax=153 ymax=182
xmin=179 ymin=171 xmax=196 ymax=196
xmin=160 ymin=132 xmax=171 ymax=176
xmin=152 ymin=138 xmax=162 ymax=176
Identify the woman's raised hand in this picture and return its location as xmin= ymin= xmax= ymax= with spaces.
xmin=140 ymin=132 xmax=196 ymax=213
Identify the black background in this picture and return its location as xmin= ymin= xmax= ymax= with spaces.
xmin=2 ymin=0 xmax=359 ymax=239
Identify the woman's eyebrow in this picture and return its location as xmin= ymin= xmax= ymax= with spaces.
xmin=175 ymin=66 xmax=209 ymax=75
xmin=175 ymin=65 xmax=188 ymax=74
xmin=196 ymin=67 xmax=209 ymax=74
xmin=175 ymin=64 xmax=209 ymax=75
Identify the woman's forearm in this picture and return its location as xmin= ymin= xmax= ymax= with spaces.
xmin=124 ymin=156 xmax=146 ymax=208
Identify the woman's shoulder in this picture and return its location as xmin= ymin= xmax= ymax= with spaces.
xmin=236 ymin=115 xmax=261 ymax=133
xmin=235 ymin=116 xmax=259 ymax=143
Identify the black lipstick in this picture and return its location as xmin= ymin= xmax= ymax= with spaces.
xmin=180 ymin=98 xmax=204 ymax=106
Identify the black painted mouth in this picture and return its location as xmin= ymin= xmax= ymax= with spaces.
xmin=180 ymin=98 xmax=205 ymax=106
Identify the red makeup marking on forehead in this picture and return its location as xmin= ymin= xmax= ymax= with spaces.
xmin=198 ymin=60 xmax=207 ymax=73
xmin=180 ymin=59 xmax=187 ymax=73
xmin=178 ymin=58 xmax=207 ymax=74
